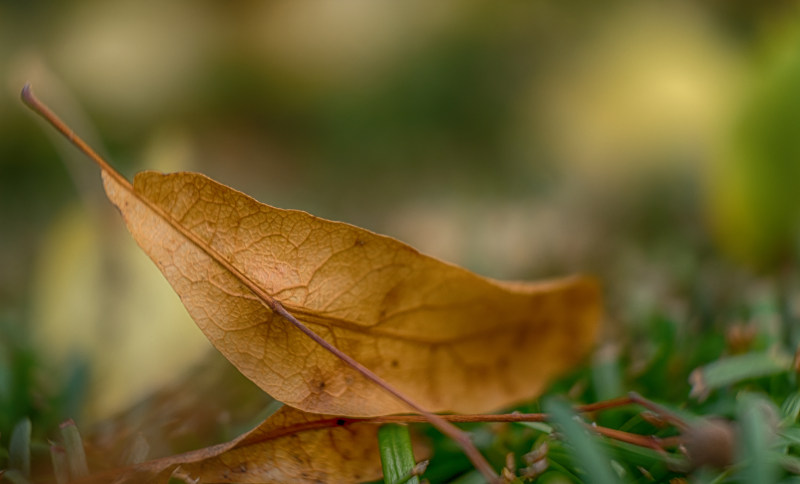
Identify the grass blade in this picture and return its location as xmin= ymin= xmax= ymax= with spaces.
xmin=9 ymin=418 xmax=31 ymax=477
xmin=50 ymin=445 xmax=69 ymax=484
xmin=690 ymin=351 xmax=791 ymax=400
xmin=737 ymin=393 xmax=779 ymax=484
xmin=1 ymin=470 xmax=31 ymax=484
xmin=378 ymin=424 xmax=420 ymax=484
xmin=544 ymin=397 xmax=618 ymax=484
xmin=59 ymin=419 xmax=88 ymax=479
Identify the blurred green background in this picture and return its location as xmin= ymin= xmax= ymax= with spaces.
xmin=3 ymin=0 xmax=800 ymax=479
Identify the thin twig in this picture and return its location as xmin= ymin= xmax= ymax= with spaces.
xmin=590 ymin=425 xmax=668 ymax=450
xmin=240 ymin=395 xmax=683 ymax=455
xmin=576 ymin=395 xmax=635 ymax=413
xmin=628 ymin=392 xmax=690 ymax=430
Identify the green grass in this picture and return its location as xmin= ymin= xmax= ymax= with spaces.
xmin=378 ymin=424 xmax=421 ymax=484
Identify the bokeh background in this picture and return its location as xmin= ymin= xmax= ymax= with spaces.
xmin=3 ymin=0 xmax=800 ymax=476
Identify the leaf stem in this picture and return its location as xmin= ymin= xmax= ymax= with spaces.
xmin=21 ymin=84 xmax=500 ymax=483
xmin=20 ymin=84 xmax=133 ymax=193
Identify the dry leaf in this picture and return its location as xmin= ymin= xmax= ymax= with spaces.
xmin=83 ymin=406 xmax=392 ymax=484
xmin=24 ymin=85 xmax=600 ymax=483
xmin=102 ymin=170 xmax=601 ymax=417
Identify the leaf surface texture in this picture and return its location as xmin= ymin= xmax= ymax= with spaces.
xmin=103 ymin=170 xmax=601 ymax=416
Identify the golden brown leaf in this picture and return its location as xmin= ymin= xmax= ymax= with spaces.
xmin=102 ymin=170 xmax=601 ymax=417
xmin=82 ymin=406 xmax=391 ymax=484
